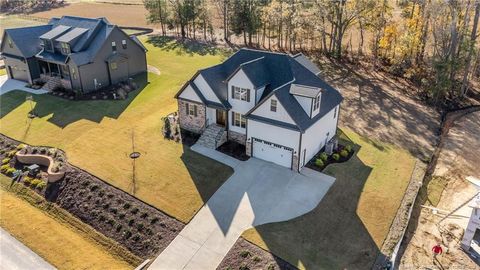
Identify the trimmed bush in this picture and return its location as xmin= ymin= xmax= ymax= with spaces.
xmin=319 ymin=152 xmax=328 ymax=162
xmin=332 ymin=153 xmax=340 ymax=161
xmin=315 ymin=159 xmax=324 ymax=168
xmin=6 ymin=150 xmax=16 ymax=158
xmin=23 ymin=176 xmax=34 ymax=185
xmin=16 ymin=144 xmax=26 ymax=150
xmin=240 ymin=250 xmax=251 ymax=258
xmin=1 ymin=164 xmax=11 ymax=173
xmin=31 ymin=179 xmax=42 ymax=187
xmin=345 ymin=144 xmax=353 ymax=153
xmin=2 ymin=158 xmax=10 ymax=165
xmin=340 ymin=149 xmax=349 ymax=158
xmin=36 ymin=181 xmax=47 ymax=190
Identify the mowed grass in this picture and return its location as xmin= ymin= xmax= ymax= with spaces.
xmin=0 ymin=177 xmax=133 ymax=269
xmin=0 ymin=37 xmax=233 ymax=223
xmin=243 ymin=129 xmax=416 ymax=269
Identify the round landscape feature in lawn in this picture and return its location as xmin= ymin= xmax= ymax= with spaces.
xmin=130 ymin=152 xmax=141 ymax=159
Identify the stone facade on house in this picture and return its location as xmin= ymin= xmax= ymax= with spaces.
xmin=228 ymin=130 xmax=246 ymax=145
xmin=292 ymin=154 xmax=299 ymax=172
xmin=245 ymin=141 xmax=252 ymax=156
xmin=178 ymin=99 xmax=206 ymax=133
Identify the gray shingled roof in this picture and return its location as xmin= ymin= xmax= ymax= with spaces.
xmin=293 ymin=53 xmax=321 ymax=75
xmin=2 ymin=15 xmax=146 ymax=67
xmin=289 ymin=84 xmax=321 ymax=98
xmin=179 ymin=48 xmax=343 ymax=132
xmin=3 ymin=25 xmax=52 ymax=58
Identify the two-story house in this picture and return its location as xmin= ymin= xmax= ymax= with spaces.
xmin=175 ymin=48 xmax=343 ymax=171
xmin=0 ymin=15 xmax=147 ymax=93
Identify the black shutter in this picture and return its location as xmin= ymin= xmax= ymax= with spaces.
xmin=247 ymin=89 xmax=250 ymax=102
xmin=231 ymin=112 xmax=235 ymax=126
xmin=185 ymin=103 xmax=189 ymax=115
xmin=231 ymin=86 xmax=235 ymax=99
xmin=194 ymin=105 xmax=198 ymax=117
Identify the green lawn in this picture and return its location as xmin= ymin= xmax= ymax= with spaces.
xmin=243 ymin=128 xmax=416 ymax=269
xmin=0 ymin=37 xmax=233 ymax=223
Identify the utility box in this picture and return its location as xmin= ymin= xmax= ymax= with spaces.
xmin=26 ymin=164 xmax=40 ymax=177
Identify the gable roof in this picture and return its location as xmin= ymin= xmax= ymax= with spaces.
xmin=2 ymin=25 xmax=52 ymax=58
xmin=1 ymin=15 xmax=146 ymax=67
xmin=293 ymin=53 xmax=321 ymax=75
xmin=176 ymin=48 xmax=343 ymax=132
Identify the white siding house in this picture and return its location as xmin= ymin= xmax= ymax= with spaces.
xmin=175 ymin=48 xmax=343 ymax=171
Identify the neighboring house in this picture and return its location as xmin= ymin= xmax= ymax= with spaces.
xmin=0 ymin=15 xmax=147 ymax=93
xmin=175 ymin=48 xmax=343 ymax=171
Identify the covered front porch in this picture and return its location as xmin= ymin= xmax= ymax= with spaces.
xmin=38 ymin=60 xmax=72 ymax=90
xmin=206 ymin=106 xmax=228 ymax=128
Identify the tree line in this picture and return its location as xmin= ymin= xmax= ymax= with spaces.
xmin=144 ymin=0 xmax=480 ymax=107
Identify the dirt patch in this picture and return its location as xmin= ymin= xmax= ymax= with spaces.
xmin=317 ymin=59 xmax=441 ymax=160
xmin=147 ymin=65 xmax=161 ymax=75
xmin=0 ymin=134 xmax=184 ymax=259
xmin=217 ymin=238 xmax=297 ymax=270
xmin=216 ymin=141 xmax=250 ymax=161
xmin=30 ymin=2 xmax=151 ymax=28
xmin=399 ymin=111 xmax=480 ymax=269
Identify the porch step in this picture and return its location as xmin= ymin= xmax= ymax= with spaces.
xmin=197 ymin=124 xmax=226 ymax=149
xmin=42 ymin=76 xmax=62 ymax=91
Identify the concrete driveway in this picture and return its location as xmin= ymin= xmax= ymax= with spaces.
xmin=149 ymin=145 xmax=335 ymax=270
xmin=0 ymin=228 xmax=56 ymax=270
xmin=0 ymin=76 xmax=48 ymax=95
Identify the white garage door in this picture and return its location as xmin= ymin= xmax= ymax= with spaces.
xmin=252 ymin=138 xmax=293 ymax=168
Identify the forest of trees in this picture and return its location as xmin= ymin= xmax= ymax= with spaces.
xmin=144 ymin=0 xmax=480 ymax=107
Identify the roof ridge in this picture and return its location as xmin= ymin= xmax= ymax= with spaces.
xmin=239 ymin=56 xmax=265 ymax=67
xmin=240 ymin=47 xmax=289 ymax=56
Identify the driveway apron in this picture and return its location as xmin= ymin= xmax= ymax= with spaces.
xmin=149 ymin=144 xmax=335 ymax=270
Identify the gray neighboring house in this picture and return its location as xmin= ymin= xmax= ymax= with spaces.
xmin=0 ymin=15 xmax=147 ymax=93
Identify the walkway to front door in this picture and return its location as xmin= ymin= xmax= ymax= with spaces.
xmin=148 ymin=144 xmax=335 ymax=270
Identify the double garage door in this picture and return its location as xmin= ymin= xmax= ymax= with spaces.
xmin=252 ymin=138 xmax=293 ymax=169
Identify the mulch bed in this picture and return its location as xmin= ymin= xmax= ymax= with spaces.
xmin=216 ymin=140 xmax=250 ymax=161
xmin=217 ymin=238 xmax=297 ymax=270
xmin=305 ymin=144 xmax=354 ymax=172
xmin=0 ymin=134 xmax=184 ymax=259
xmin=179 ymin=129 xmax=200 ymax=146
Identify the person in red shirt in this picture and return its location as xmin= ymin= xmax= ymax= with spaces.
xmin=432 ymin=244 xmax=443 ymax=260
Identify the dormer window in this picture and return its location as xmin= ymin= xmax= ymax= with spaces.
xmin=270 ymin=99 xmax=277 ymax=112
xmin=112 ymin=41 xmax=117 ymax=52
xmin=313 ymin=95 xmax=320 ymax=111
xmin=122 ymin=40 xmax=127 ymax=49
xmin=232 ymin=86 xmax=250 ymax=102
xmin=60 ymin=42 xmax=70 ymax=54
xmin=43 ymin=39 xmax=54 ymax=52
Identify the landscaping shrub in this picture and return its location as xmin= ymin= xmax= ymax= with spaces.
xmin=2 ymin=158 xmax=10 ymax=165
xmin=39 ymin=148 xmax=47 ymax=155
xmin=340 ymin=150 xmax=349 ymax=158
xmin=137 ymin=223 xmax=144 ymax=231
xmin=319 ymin=152 xmax=328 ymax=162
xmin=16 ymin=144 xmax=26 ymax=150
xmin=131 ymin=208 xmax=139 ymax=214
xmin=239 ymin=264 xmax=250 ymax=270
xmin=119 ymin=213 xmax=126 ymax=219
xmin=124 ymin=230 xmax=132 ymax=239
xmin=140 ymin=213 xmax=148 ymax=219
xmin=151 ymin=217 xmax=159 ymax=224
xmin=6 ymin=150 xmax=16 ymax=158
xmin=267 ymin=264 xmax=275 ymax=270
xmin=128 ymin=219 xmax=135 ymax=226
xmin=332 ymin=153 xmax=340 ymax=161
xmin=132 ymin=234 xmax=141 ymax=242
xmin=253 ymin=256 xmax=261 ymax=263
xmin=345 ymin=144 xmax=353 ymax=153
xmin=240 ymin=250 xmax=251 ymax=258
xmin=315 ymin=159 xmax=324 ymax=168
xmin=1 ymin=164 xmax=15 ymax=176
xmin=123 ymin=203 xmax=131 ymax=209
xmin=31 ymin=179 xmax=42 ymax=188
xmin=116 ymin=224 xmax=123 ymax=232
xmin=23 ymin=176 xmax=34 ymax=185
xmin=36 ymin=181 xmax=47 ymax=191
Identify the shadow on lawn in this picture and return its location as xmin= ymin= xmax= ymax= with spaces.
xmin=0 ymin=73 xmax=148 ymax=128
xmin=239 ymin=142 xmax=389 ymax=269
xmin=146 ymin=35 xmax=228 ymax=57
xmin=179 ymin=130 xmax=389 ymax=269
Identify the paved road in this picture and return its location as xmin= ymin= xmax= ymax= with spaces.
xmin=149 ymin=144 xmax=335 ymax=270
xmin=0 ymin=227 xmax=56 ymax=270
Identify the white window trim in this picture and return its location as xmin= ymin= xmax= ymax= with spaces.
xmin=313 ymin=96 xmax=320 ymax=111
xmin=270 ymin=99 xmax=277 ymax=112
xmin=232 ymin=86 xmax=249 ymax=101
xmin=232 ymin=112 xmax=246 ymax=128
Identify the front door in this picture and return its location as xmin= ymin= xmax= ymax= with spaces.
xmin=216 ymin=110 xmax=226 ymax=126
